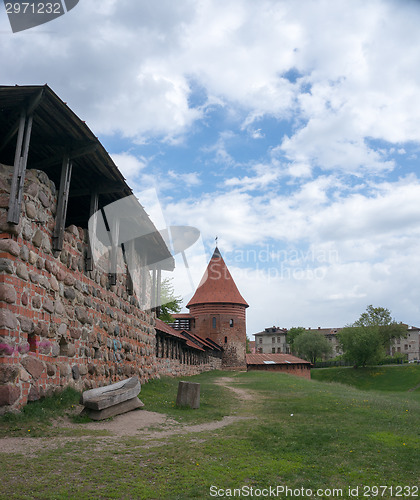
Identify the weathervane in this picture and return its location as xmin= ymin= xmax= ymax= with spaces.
xmin=215 ymin=235 xmax=218 ymax=247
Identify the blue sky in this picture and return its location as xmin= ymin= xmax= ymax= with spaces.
xmin=2 ymin=0 xmax=420 ymax=335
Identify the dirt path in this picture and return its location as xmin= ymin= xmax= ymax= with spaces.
xmin=0 ymin=377 xmax=255 ymax=456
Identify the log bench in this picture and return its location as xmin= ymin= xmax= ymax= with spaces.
xmin=80 ymin=377 xmax=144 ymax=420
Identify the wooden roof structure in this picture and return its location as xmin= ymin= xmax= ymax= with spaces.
xmin=0 ymin=84 xmax=173 ymax=270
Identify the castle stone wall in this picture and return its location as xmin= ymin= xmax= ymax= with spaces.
xmin=0 ymin=164 xmax=218 ymax=413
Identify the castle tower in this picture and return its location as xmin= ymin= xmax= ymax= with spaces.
xmin=187 ymin=247 xmax=248 ymax=369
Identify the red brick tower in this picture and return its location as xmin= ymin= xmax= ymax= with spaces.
xmin=187 ymin=247 xmax=248 ymax=369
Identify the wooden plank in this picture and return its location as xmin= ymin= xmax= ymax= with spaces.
xmin=7 ymin=111 xmax=33 ymax=224
xmin=52 ymin=153 xmax=73 ymax=251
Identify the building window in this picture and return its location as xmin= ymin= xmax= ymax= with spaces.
xmin=212 ymin=317 xmax=216 ymax=328
xmin=277 ymin=337 xmax=280 ymax=343
xmin=229 ymin=319 xmax=234 ymax=327
xmin=258 ymin=348 xmax=263 ymax=353
xmin=272 ymin=337 xmax=275 ymax=343
xmin=224 ymin=336 xmax=227 ymax=344
xmin=277 ymin=347 xmax=281 ymax=353
xmin=272 ymin=348 xmax=275 ymax=353
xmin=259 ymin=338 xmax=262 ymax=344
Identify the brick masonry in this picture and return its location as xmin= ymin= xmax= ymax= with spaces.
xmin=0 ymin=164 xmax=219 ymax=413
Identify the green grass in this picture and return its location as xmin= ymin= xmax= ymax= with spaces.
xmin=1 ymin=370 xmax=419 ymax=499
xmin=311 ymin=364 xmax=420 ymax=393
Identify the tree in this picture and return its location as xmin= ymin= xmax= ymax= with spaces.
xmin=159 ymin=278 xmax=183 ymax=324
xmin=287 ymin=327 xmax=305 ymax=352
xmin=293 ymin=330 xmax=332 ymax=364
xmin=338 ymin=305 xmax=406 ymax=368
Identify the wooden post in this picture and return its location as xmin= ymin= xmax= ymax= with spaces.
xmin=85 ymin=190 xmax=99 ymax=271
xmin=176 ymin=381 xmax=200 ymax=409
xmin=108 ymin=216 xmax=119 ymax=286
xmin=52 ymin=153 xmax=72 ymax=251
xmin=125 ymin=239 xmax=135 ymax=295
xmin=7 ymin=111 xmax=33 ymax=224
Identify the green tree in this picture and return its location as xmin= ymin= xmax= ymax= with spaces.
xmin=287 ymin=327 xmax=305 ymax=352
xmin=293 ymin=330 xmax=332 ymax=364
xmin=159 ymin=278 xmax=182 ymax=324
xmin=338 ymin=305 xmax=406 ymax=368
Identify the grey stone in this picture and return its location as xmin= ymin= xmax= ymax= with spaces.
xmin=22 ymin=222 xmax=33 ymax=240
xmin=42 ymin=298 xmax=54 ymax=313
xmin=26 ymin=182 xmax=39 ymax=197
xmin=59 ymin=363 xmax=71 ymax=378
xmin=38 ymin=190 xmax=50 ymax=208
xmin=25 ymin=201 xmax=37 ymax=219
xmin=46 ymin=362 xmax=56 ymax=376
xmin=72 ymin=365 xmax=80 ymax=380
xmin=58 ymin=323 xmax=67 ymax=336
xmin=16 ymin=263 xmax=29 ymax=280
xmin=32 ymin=229 xmax=44 ymax=248
xmin=20 ymin=245 xmax=29 ymax=261
xmin=78 ymin=364 xmax=88 ymax=376
xmin=67 ymin=344 xmax=76 ymax=357
xmin=0 ymin=309 xmax=18 ymax=330
xmin=21 ymin=356 xmax=45 ymax=379
xmin=18 ymin=316 xmax=34 ymax=333
xmin=0 ymin=365 xmax=19 ymax=384
xmin=0 ymin=284 xmax=17 ymax=304
xmin=32 ymin=295 xmax=42 ymax=309
xmin=28 ymin=251 xmax=37 ymax=264
xmin=54 ymin=300 xmax=65 ymax=315
xmin=75 ymin=306 xmax=88 ymax=324
xmin=0 ymin=238 xmax=20 ymax=256
xmin=0 ymin=258 xmax=13 ymax=274
xmin=51 ymin=342 xmax=60 ymax=357
xmin=50 ymin=275 xmax=59 ymax=292
xmin=0 ymin=385 xmax=21 ymax=406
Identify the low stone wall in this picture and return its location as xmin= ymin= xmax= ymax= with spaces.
xmin=155 ymin=355 xmax=222 ymax=378
xmin=0 ymin=165 xmax=218 ymax=412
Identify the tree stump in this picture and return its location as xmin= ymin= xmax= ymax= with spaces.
xmin=176 ymin=381 xmax=200 ymax=409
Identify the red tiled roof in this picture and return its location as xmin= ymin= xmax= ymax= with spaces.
xmin=187 ymin=247 xmax=248 ymax=308
xmin=155 ymin=318 xmax=189 ymax=341
xmin=171 ymin=313 xmax=193 ymax=319
xmin=246 ymin=353 xmax=311 ymax=365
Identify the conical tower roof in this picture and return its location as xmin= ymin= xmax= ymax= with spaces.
xmin=187 ymin=247 xmax=249 ymax=308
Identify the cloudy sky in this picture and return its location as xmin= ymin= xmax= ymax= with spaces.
xmin=2 ymin=0 xmax=420 ymax=335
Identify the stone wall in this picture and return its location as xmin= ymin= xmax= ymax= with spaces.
xmin=0 ymin=164 xmax=219 ymax=413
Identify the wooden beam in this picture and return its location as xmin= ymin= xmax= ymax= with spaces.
xmin=156 ymin=268 xmax=162 ymax=318
xmin=0 ymin=88 xmax=43 ymax=154
xmin=69 ymin=182 xmax=127 ymax=198
xmin=31 ymin=141 xmax=98 ymax=170
xmin=85 ymin=190 xmax=99 ymax=271
xmin=52 ymin=153 xmax=73 ymax=251
xmin=7 ymin=111 xmax=33 ymax=224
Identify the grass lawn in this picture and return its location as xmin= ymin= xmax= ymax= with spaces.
xmin=311 ymin=364 xmax=420 ymax=393
xmin=1 ymin=369 xmax=419 ymax=499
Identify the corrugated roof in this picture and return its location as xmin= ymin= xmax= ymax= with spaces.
xmin=187 ymin=247 xmax=248 ymax=308
xmin=246 ymin=353 xmax=311 ymax=365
